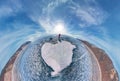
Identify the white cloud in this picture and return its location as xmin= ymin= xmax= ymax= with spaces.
xmin=0 ymin=0 xmax=23 ymax=19
xmin=42 ymin=0 xmax=69 ymax=14
xmin=26 ymin=0 xmax=108 ymax=35
xmin=38 ymin=17 xmax=53 ymax=33
xmin=69 ymin=0 xmax=108 ymax=27
xmin=39 ymin=18 xmax=68 ymax=34
xmin=0 ymin=6 xmax=13 ymax=18
xmin=25 ymin=0 xmax=70 ymax=34
xmin=26 ymin=31 xmax=42 ymax=42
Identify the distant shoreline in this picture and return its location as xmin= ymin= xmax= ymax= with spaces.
xmin=0 ymin=41 xmax=31 ymax=81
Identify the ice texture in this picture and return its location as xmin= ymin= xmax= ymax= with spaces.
xmin=13 ymin=35 xmax=92 ymax=81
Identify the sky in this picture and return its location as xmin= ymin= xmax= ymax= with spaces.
xmin=0 ymin=0 xmax=120 ymax=78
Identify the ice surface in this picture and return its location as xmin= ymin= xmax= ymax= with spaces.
xmin=13 ymin=35 xmax=92 ymax=81
xmin=41 ymin=41 xmax=75 ymax=77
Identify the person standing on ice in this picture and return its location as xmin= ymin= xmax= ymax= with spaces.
xmin=58 ymin=34 xmax=62 ymax=42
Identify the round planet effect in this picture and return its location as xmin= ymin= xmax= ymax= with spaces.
xmin=13 ymin=35 xmax=92 ymax=81
xmin=0 ymin=0 xmax=120 ymax=81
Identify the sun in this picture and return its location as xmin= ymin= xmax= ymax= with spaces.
xmin=53 ymin=23 xmax=67 ymax=34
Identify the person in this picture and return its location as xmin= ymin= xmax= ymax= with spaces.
xmin=58 ymin=34 xmax=61 ymax=42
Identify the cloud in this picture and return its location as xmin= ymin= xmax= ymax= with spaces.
xmin=22 ymin=0 xmax=108 ymax=35
xmin=42 ymin=0 xmax=68 ymax=14
xmin=0 ymin=0 xmax=22 ymax=19
xmin=69 ymin=0 xmax=108 ymax=27
xmin=0 ymin=6 xmax=13 ymax=18
xmin=38 ymin=18 xmax=68 ymax=34
xmin=28 ymin=0 xmax=70 ymax=34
